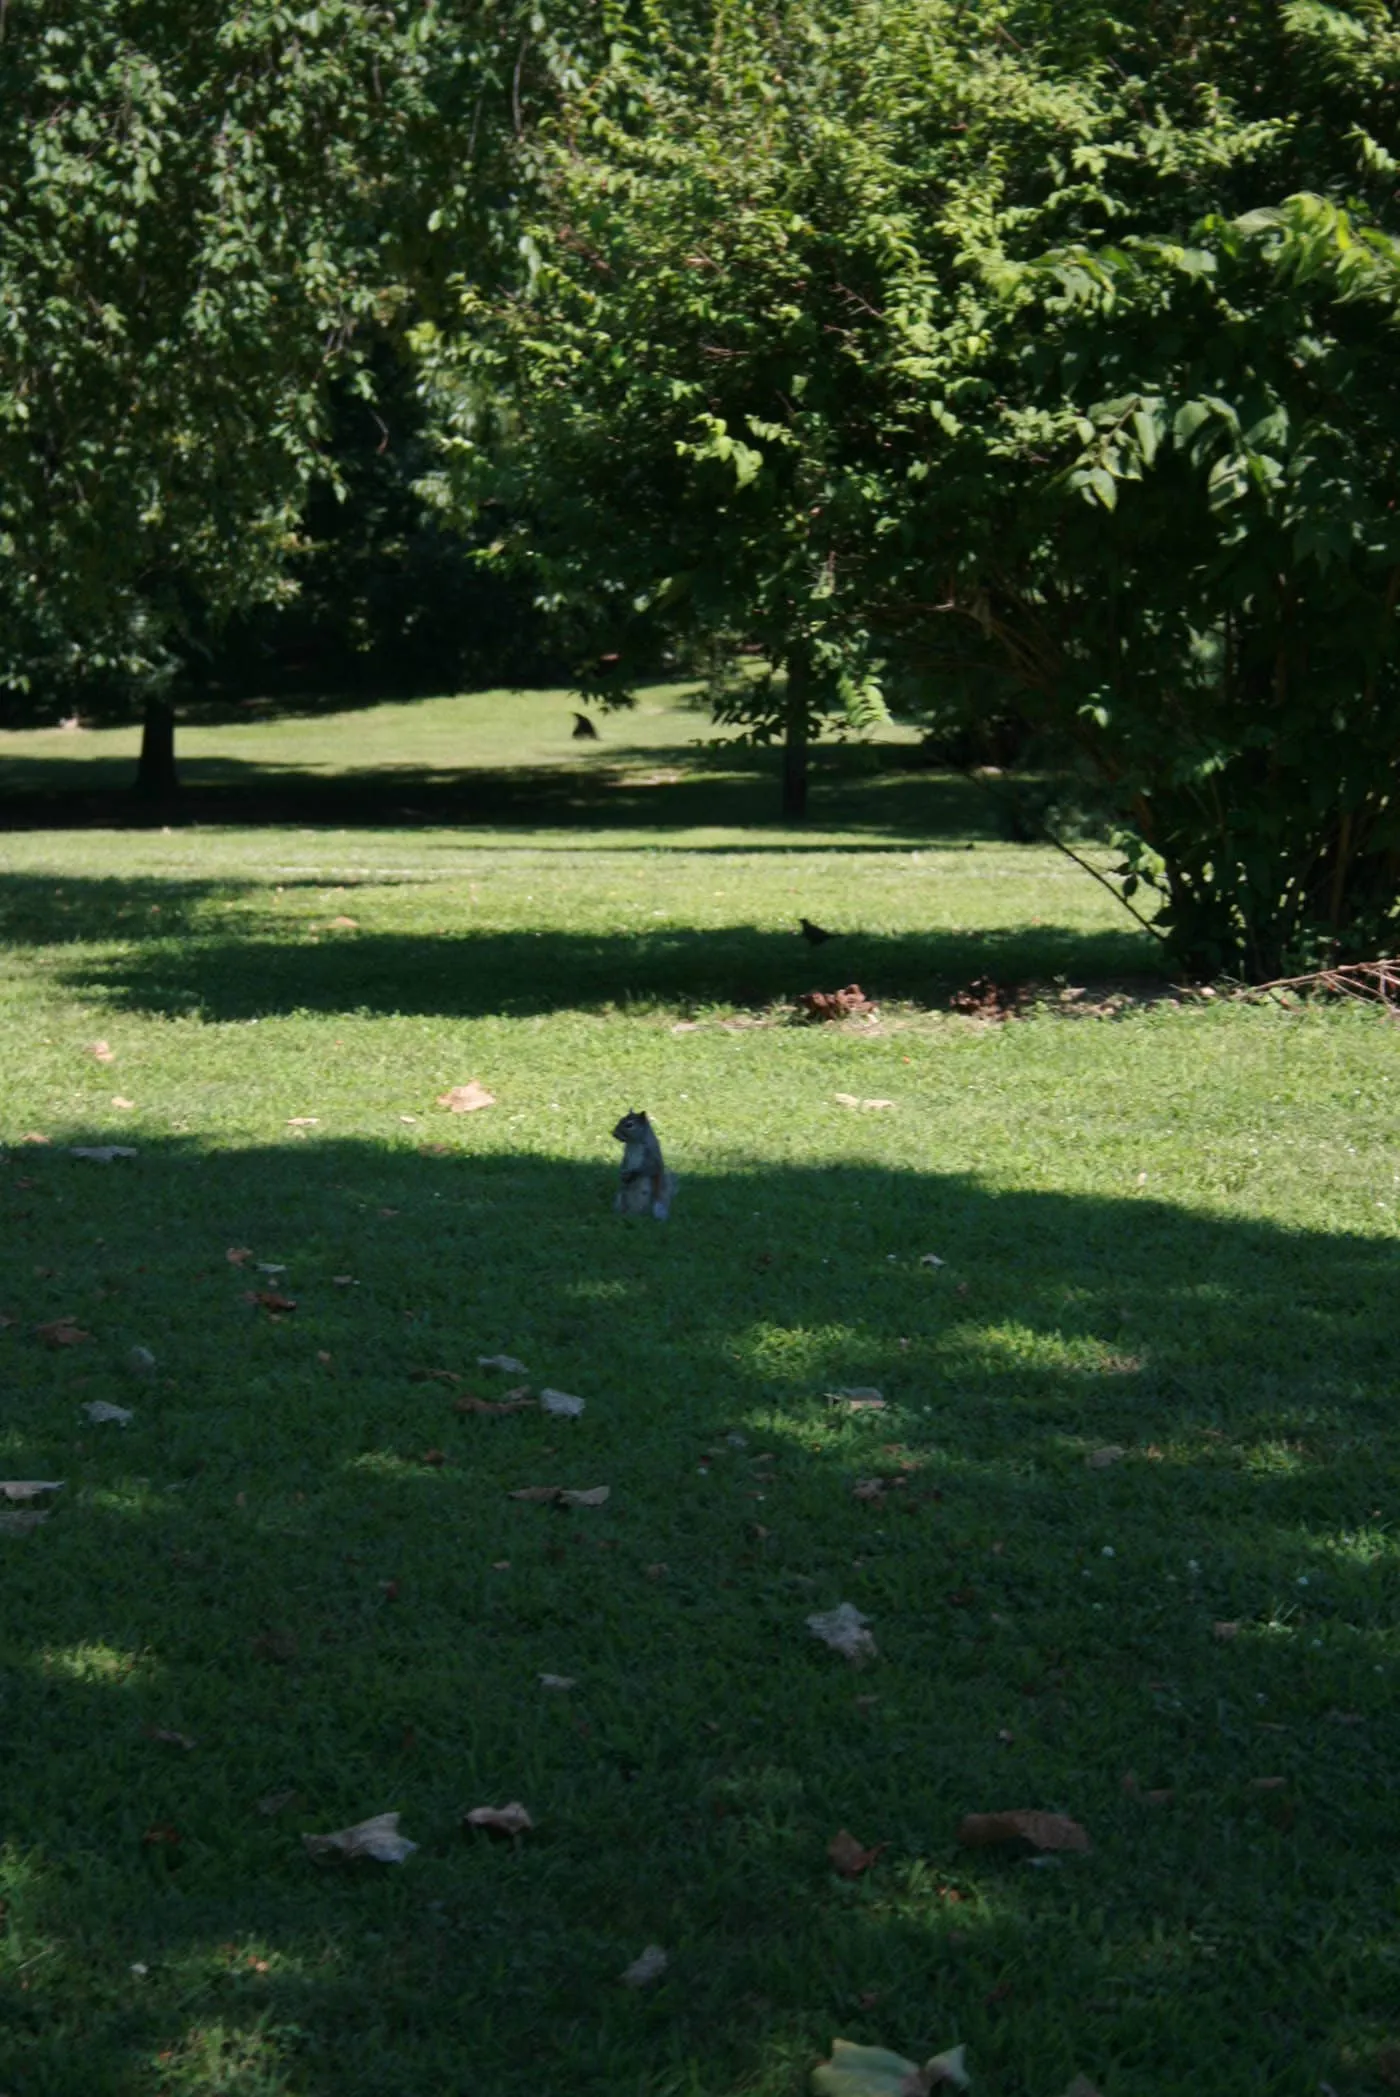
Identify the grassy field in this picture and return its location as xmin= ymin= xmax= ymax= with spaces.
xmin=1 ymin=689 xmax=1398 ymax=2097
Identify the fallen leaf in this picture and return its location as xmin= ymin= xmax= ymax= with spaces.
xmin=464 ymin=1802 xmax=533 ymax=1836
xmin=539 ymin=1388 xmax=586 ymax=1417
xmin=110 ymin=1095 xmax=135 ymax=1110
xmin=828 ymin=1388 xmax=885 ymax=1411
xmin=0 ymin=1480 xmax=63 ymax=1501
xmin=412 ymin=1367 xmax=462 ymax=1385
xmin=560 ymin=1485 xmax=610 ymax=1508
xmin=19 ymin=1131 xmax=51 ymax=1144
xmin=0 ymin=1510 xmax=49 ymax=1535
xmin=332 ymin=1274 xmax=358 ymax=1286
xmin=621 ymin=1944 xmax=668 ymax=1987
xmin=303 ymin=1812 xmax=417 ymax=1863
xmin=807 ymin=1603 xmax=878 ymax=1663
xmin=478 ymin=1353 xmax=528 ymax=1373
xmin=1213 ymin=1621 xmax=1242 ymax=1641
xmin=251 ymin=1628 xmax=299 ymax=1663
xmin=255 ymin=1261 xmax=287 ymax=1275
xmin=455 ymin=1394 xmax=534 ymax=1417
xmin=82 ymin=1400 xmax=132 ymax=1424
xmin=69 ymin=1145 xmax=136 ymax=1162
xmin=257 ymin=1788 xmax=299 ymax=1816
xmin=286 ymin=1117 xmax=319 ymax=1128
xmin=509 ymin=1485 xmax=566 ymax=1502
xmin=920 ymin=1253 xmax=945 ymax=1268
xmin=37 ymin=1319 xmax=92 ymax=1348
xmin=328 ymin=915 xmax=358 ymax=929
xmin=142 ymin=1822 xmax=180 ymax=1847
xmin=143 ymin=1725 xmax=197 ymax=1751
xmin=244 ymin=1290 xmax=298 ymax=1313
xmin=812 ymin=2038 xmax=969 ymax=2096
xmin=1086 ymin=1446 xmax=1126 ymax=1469
xmin=421 ymin=1448 xmax=447 ymax=1467
xmin=828 ymin=1829 xmax=885 ymax=1879
xmin=437 ymin=1082 xmax=496 ymax=1113
xmin=852 ymin=1479 xmax=887 ymax=1503
xmin=539 ymin=1674 xmax=575 ymax=1691
xmin=128 ymin=1345 xmax=156 ymax=1375
xmin=956 ymin=1810 xmax=1090 ymax=1853
xmin=226 ymin=1247 xmax=254 ymax=1265
xmin=645 ymin=1562 xmax=669 ymax=1579
xmin=89 ymin=1040 xmax=115 ymax=1063
xmin=796 ymin=985 xmax=878 ymax=1024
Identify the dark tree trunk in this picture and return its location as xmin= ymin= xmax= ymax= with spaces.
xmin=135 ymin=692 xmax=178 ymax=798
xmin=782 ymin=650 xmax=810 ymax=820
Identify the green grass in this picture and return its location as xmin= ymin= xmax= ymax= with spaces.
xmin=1 ymin=689 xmax=1399 ymax=2097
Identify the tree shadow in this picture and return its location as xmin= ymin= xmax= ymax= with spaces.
xmin=0 ymin=744 xmax=987 ymax=838
xmin=1 ymin=1139 xmax=1394 ymax=2094
xmin=0 ymin=873 xmax=1161 ymax=1017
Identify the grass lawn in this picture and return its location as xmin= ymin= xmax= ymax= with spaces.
xmin=1 ymin=688 xmax=1398 ymax=2097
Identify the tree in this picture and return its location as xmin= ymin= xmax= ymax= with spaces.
xmin=417 ymin=0 xmax=1400 ymax=959
xmin=414 ymin=0 xmax=1102 ymax=814
xmin=0 ymin=0 xmax=533 ymax=791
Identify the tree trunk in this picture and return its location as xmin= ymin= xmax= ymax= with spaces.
xmin=782 ymin=651 xmax=810 ymax=820
xmin=135 ymin=692 xmax=178 ymax=798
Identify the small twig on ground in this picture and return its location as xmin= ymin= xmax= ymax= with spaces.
xmin=1230 ymin=962 xmax=1400 ymax=1011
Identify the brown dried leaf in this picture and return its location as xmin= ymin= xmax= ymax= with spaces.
xmin=509 ymin=1485 xmax=566 ymax=1502
xmin=89 ymin=1040 xmax=115 ymax=1063
xmin=455 ymin=1394 xmax=534 ymax=1417
xmin=956 ymin=1810 xmax=1091 ymax=1853
xmin=828 ymin=1829 xmax=885 ymax=1879
xmin=110 ymin=1095 xmax=135 ymax=1110
xmin=286 ymin=1117 xmax=319 ymax=1128
xmin=245 ymin=1290 xmax=298 ymax=1313
xmin=437 ymin=1082 xmax=496 ymax=1113
xmin=35 ymin=1319 xmax=91 ymax=1348
xmin=251 ymin=1628 xmax=299 ymax=1664
xmin=464 ymin=1801 xmax=533 ymax=1836
xmin=0 ymin=1510 xmax=49 ymax=1536
xmin=226 ymin=1246 xmax=254 ymax=1265
xmin=1086 ymin=1445 xmax=1126 ymax=1469
xmin=795 ymin=984 xmax=878 ymax=1024
xmin=328 ymin=916 xmax=358 ymax=929
xmin=411 ymin=1367 xmax=462 ymax=1385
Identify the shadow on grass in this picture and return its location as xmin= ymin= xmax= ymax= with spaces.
xmin=0 ymin=746 xmax=985 ymax=839
xmin=0 ymin=874 xmax=1160 ymax=1019
xmin=1 ymin=1138 xmax=1395 ymax=2096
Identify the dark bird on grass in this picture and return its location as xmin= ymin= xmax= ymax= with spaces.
xmin=572 ymin=712 xmax=599 ymax=740
xmin=800 ymin=916 xmax=836 ymax=945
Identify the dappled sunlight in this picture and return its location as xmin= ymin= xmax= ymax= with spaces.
xmin=39 ymin=1640 xmax=158 ymax=1688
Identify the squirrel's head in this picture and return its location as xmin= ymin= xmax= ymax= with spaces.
xmin=612 ymin=1108 xmax=650 ymax=1142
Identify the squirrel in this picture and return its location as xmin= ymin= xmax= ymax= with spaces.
xmin=612 ymin=1109 xmax=676 ymax=1220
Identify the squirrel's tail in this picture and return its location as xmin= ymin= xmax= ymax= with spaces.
xmin=652 ymin=1170 xmax=678 ymax=1222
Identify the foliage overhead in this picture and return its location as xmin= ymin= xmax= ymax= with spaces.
xmin=0 ymin=0 xmax=540 ymax=700
xmin=414 ymin=0 xmax=1400 ymax=968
